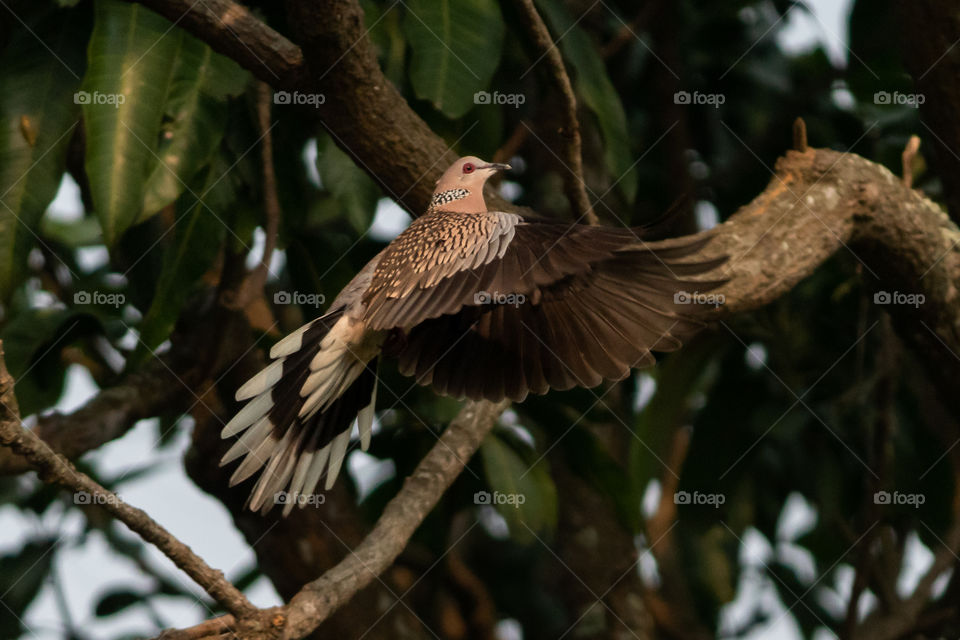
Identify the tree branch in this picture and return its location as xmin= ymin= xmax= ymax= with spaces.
xmin=0 ymin=341 xmax=259 ymax=622
xmin=0 ymin=294 xmax=252 ymax=475
xmin=280 ymin=399 xmax=510 ymax=637
xmin=156 ymin=399 xmax=510 ymax=639
xmin=514 ymin=0 xmax=596 ymax=224
xmin=706 ymin=147 xmax=960 ymax=416
xmin=124 ymin=0 xmax=305 ymax=88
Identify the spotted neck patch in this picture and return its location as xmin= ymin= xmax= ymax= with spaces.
xmin=429 ymin=188 xmax=470 ymax=211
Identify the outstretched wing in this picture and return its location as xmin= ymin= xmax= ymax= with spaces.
xmin=387 ymin=221 xmax=726 ymax=402
xmin=362 ymin=211 xmax=664 ymax=331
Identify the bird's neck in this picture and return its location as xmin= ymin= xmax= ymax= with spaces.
xmin=428 ymin=188 xmax=487 ymax=214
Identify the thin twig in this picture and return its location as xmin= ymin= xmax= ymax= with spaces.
xmin=156 ymin=614 xmax=236 ymax=639
xmin=793 ymin=117 xmax=808 ymax=152
xmin=226 ymin=82 xmax=281 ymax=310
xmin=515 ymin=0 xmax=597 ymax=224
xmin=902 ymin=134 xmax=921 ymax=189
xmin=0 ymin=341 xmax=258 ymax=622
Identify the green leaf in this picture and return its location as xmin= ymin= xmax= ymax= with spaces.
xmin=629 ymin=338 xmax=721 ymax=495
xmin=134 ymin=162 xmax=229 ymax=359
xmin=480 ymin=430 xmax=558 ymax=543
xmin=316 ymin=136 xmax=382 ymax=233
xmin=39 ymin=215 xmax=103 ymax=247
xmin=0 ymin=11 xmax=85 ymax=298
xmin=535 ymin=0 xmax=637 ymax=202
xmin=95 ymin=587 xmax=143 ymax=617
xmin=82 ymin=0 xmax=180 ymax=246
xmin=0 ymin=539 xmax=58 ymax=633
xmin=364 ymin=0 xmax=407 ymax=87
xmin=402 ymin=0 xmax=505 ymax=118
xmin=0 ymin=307 xmax=96 ymax=415
xmin=141 ymin=34 xmax=248 ymax=217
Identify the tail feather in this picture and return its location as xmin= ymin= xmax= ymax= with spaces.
xmin=221 ymin=308 xmax=381 ymax=515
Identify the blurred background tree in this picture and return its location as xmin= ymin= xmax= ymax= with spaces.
xmin=0 ymin=0 xmax=958 ymax=639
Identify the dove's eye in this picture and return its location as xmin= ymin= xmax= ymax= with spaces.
xmin=462 ymin=162 xmax=475 ymax=174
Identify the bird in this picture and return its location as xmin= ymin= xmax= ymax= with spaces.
xmin=220 ymin=156 xmax=726 ymax=515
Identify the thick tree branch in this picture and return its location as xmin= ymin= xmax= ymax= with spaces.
xmin=514 ymin=0 xmax=596 ymax=224
xmin=706 ymin=148 xmax=960 ymax=415
xmin=125 ymin=0 xmax=305 ymax=88
xmin=0 ymin=341 xmax=258 ymax=622
xmin=131 ymin=0 xmax=517 ymax=216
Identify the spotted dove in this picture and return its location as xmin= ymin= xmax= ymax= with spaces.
xmin=221 ymin=156 xmax=726 ymax=515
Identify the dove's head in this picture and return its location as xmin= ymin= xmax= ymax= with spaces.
xmin=429 ymin=156 xmax=511 ymax=213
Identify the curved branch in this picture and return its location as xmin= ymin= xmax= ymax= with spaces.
xmin=0 ymin=342 xmax=258 ymax=621
xmin=706 ymin=147 xmax=960 ymax=414
xmin=515 ymin=0 xmax=596 ymax=224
